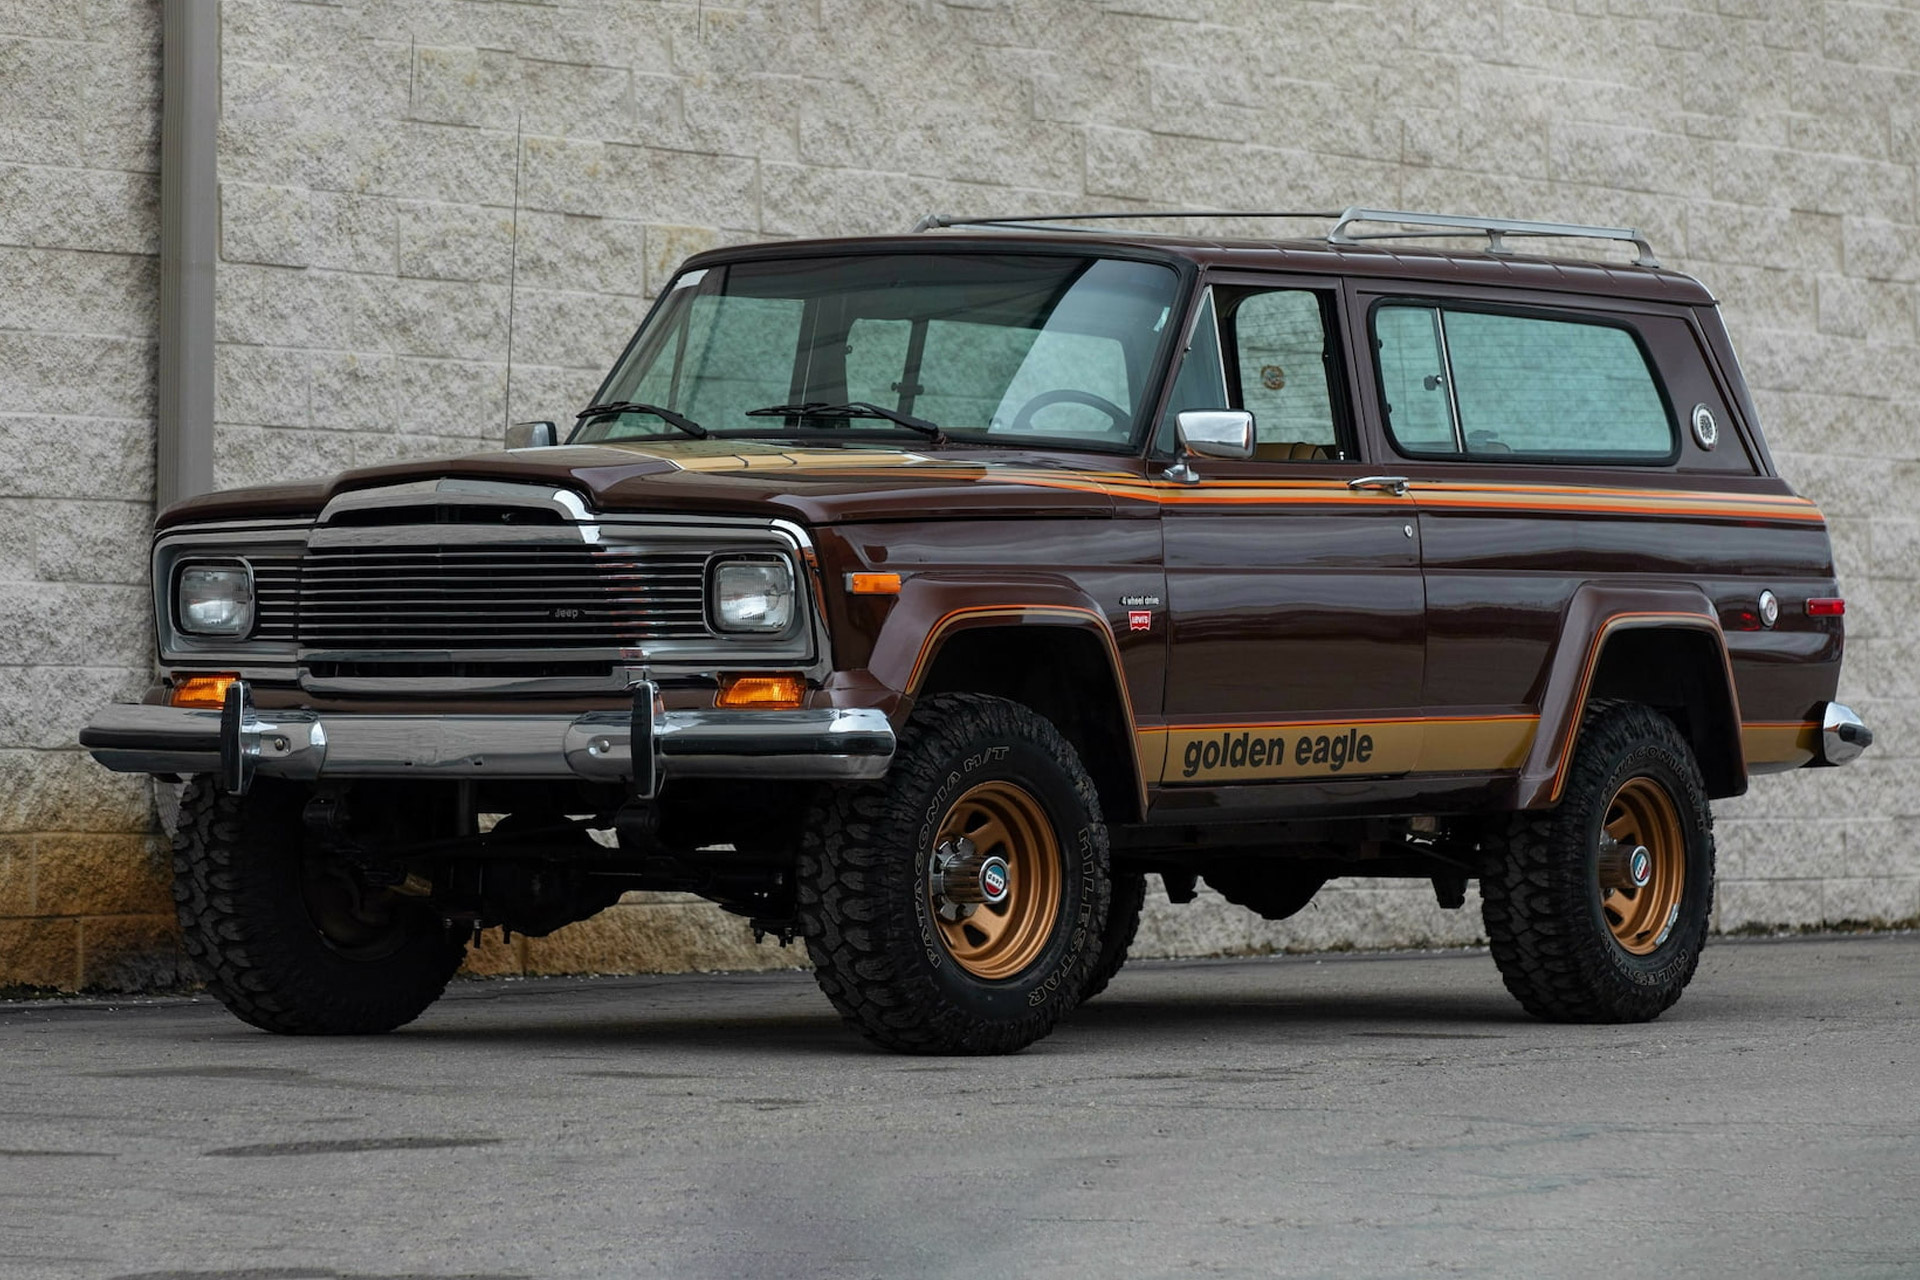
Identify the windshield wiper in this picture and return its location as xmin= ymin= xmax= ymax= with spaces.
xmin=575 ymin=401 xmax=709 ymax=440
xmin=745 ymin=401 xmax=948 ymax=444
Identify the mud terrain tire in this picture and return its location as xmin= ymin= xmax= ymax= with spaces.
xmin=173 ymin=780 xmax=467 ymax=1035
xmin=1080 ymin=869 xmax=1147 ymax=1002
xmin=797 ymin=693 xmax=1111 ymax=1054
xmin=1481 ymin=701 xmax=1715 ymax=1023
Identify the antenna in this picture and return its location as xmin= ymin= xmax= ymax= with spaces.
xmin=503 ymin=109 xmax=524 ymax=435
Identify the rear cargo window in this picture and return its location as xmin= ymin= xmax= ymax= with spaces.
xmin=1372 ymin=303 xmax=1675 ymax=462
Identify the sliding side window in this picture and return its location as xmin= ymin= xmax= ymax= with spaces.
xmin=1373 ymin=303 xmax=1675 ymax=462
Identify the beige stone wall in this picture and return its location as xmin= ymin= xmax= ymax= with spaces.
xmin=4 ymin=0 xmax=1917 ymax=987
xmin=0 ymin=1 xmax=186 ymax=990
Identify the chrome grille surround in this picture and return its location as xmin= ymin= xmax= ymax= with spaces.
xmin=153 ymin=479 xmax=824 ymax=695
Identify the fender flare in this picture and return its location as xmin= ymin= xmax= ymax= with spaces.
xmin=861 ymin=577 xmax=1151 ymax=816
xmin=1518 ymin=583 xmax=1745 ymax=808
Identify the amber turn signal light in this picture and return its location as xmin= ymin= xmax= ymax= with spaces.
xmin=171 ymin=674 xmax=238 ymax=708
xmin=845 ymin=572 xmax=902 ymax=595
xmin=716 ymin=674 xmax=808 ymax=710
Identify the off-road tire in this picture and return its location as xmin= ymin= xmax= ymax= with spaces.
xmin=1081 ymin=869 xmax=1147 ymax=1002
xmin=797 ymin=693 xmax=1111 ymax=1054
xmin=173 ymin=780 xmax=467 ymax=1035
xmin=1480 ymin=701 xmax=1715 ymax=1023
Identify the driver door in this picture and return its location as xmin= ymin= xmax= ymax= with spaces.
xmin=1154 ymin=276 xmax=1427 ymax=791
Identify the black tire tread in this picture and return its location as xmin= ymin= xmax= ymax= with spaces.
xmin=1081 ymin=870 xmax=1146 ymax=1002
xmin=173 ymin=780 xmax=466 ymax=1035
xmin=1479 ymin=700 xmax=1715 ymax=1023
xmin=796 ymin=693 xmax=1109 ymax=1054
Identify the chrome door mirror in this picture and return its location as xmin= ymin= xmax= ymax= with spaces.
xmin=1165 ymin=410 xmax=1254 ymax=483
xmin=506 ymin=420 xmax=558 ymax=449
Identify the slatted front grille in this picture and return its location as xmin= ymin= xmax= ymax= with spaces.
xmin=249 ymin=552 xmax=302 ymax=643
xmin=291 ymin=544 xmax=714 ymax=650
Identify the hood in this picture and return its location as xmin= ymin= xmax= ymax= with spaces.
xmin=155 ymin=439 xmax=1141 ymax=529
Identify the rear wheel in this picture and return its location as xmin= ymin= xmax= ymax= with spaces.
xmin=173 ymin=780 xmax=467 ymax=1035
xmin=1480 ymin=702 xmax=1715 ymax=1022
xmin=797 ymin=693 xmax=1111 ymax=1054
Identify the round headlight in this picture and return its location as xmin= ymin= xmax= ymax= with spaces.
xmin=177 ymin=562 xmax=255 ymax=637
xmin=710 ymin=558 xmax=795 ymax=634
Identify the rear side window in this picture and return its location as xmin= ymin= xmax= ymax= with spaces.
xmin=1373 ymin=303 xmax=1675 ymax=462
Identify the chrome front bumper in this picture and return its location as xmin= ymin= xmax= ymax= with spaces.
xmin=79 ymin=682 xmax=895 ymax=794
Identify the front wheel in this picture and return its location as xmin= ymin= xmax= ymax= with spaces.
xmin=1480 ymin=701 xmax=1715 ymax=1023
xmin=1079 ymin=869 xmax=1147 ymax=1003
xmin=173 ymin=780 xmax=467 ymax=1035
xmin=797 ymin=693 xmax=1111 ymax=1054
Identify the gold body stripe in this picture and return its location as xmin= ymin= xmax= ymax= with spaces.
xmin=599 ymin=443 xmax=1825 ymax=525
xmin=1140 ymin=715 xmax=1538 ymax=785
xmin=1741 ymin=721 xmax=1819 ymax=767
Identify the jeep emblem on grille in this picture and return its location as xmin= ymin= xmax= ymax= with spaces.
xmin=552 ymin=607 xmax=581 ymax=619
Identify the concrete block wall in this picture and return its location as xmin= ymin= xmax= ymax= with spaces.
xmin=0 ymin=1 xmax=189 ymax=991
xmin=2 ymin=0 xmax=1916 ymax=987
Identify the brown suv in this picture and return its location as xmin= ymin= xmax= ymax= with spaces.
xmin=83 ymin=208 xmax=1871 ymax=1054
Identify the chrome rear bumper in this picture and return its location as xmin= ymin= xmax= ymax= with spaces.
xmin=1816 ymin=701 xmax=1873 ymax=766
xmin=80 ymin=684 xmax=895 ymax=793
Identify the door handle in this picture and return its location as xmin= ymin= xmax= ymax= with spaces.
xmin=1347 ymin=475 xmax=1410 ymax=496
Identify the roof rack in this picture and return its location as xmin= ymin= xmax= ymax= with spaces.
xmin=911 ymin=210 xmax=1340 ymax=235
xmin=1326 ymin=207 xmax=1659 ymax=268
xmin=911 ymin=206 xmax=1660 ymax=268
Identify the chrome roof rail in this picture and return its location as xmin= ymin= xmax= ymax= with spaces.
xmin=910 ymin=207 xmax=1661 ymax=268
xmin=1326 ymin=207 xmax=1660 ymax=268
xmin=911 ymin=210 xmax=1341 ymax=235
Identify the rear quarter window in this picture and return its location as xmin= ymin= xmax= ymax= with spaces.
xmin=1372 ymin=302 xmax=1676 ymax=463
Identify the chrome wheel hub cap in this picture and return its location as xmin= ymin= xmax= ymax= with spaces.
xmin=930 ymin=837 xmax=1012 ymax=921
xmin=1598 ymin=836 xmax=1653 ymax=891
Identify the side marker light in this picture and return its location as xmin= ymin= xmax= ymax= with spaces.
xmin=846 ymin=572 xmax=903 ymax=595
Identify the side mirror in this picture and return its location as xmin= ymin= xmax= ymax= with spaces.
xmin=506 ymin=420 xmax=558 ymax=449
xmin=1166 ymin=410 xmax=1254 ymax=483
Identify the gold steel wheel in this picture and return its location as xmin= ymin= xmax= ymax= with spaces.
xmin=1598 ymin=776 xmax=1687 ymax=956
xmin=927 ymin=780 xmax=1062 ymax=981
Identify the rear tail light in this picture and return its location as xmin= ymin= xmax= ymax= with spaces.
xmin=1807 ymin=598 xmax=1845 ymax=617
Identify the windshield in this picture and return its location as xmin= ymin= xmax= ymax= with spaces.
xmin=575 ymin=252 xmax=1183 ymax=450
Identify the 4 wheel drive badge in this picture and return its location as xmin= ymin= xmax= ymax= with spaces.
xmin=1128 ymin=610 xmax=1152 ymax=632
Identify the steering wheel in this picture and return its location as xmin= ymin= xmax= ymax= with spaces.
xmin=1007 ymin=388 xmax=1132 ymax=435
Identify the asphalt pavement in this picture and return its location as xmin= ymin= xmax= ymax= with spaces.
xmin=1 ymin=934 xmax=1915 ymax=1280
